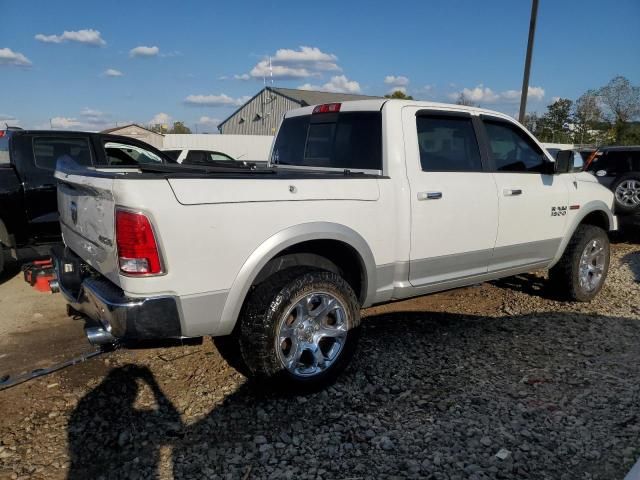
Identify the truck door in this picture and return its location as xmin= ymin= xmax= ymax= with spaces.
xmin=402 ymin=107 xmax=499 ymax=286
xmin=478 ymin=117 xmax=569 ymax=271
xmin=18 ymin=135 xmax=93 ymax=240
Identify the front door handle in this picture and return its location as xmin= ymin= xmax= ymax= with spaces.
xmin=417 ymin=191 xmax=443 ymax=201
xmin=503 ymin=188 xmax=523 ymax=196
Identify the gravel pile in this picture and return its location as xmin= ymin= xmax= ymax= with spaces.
xmin=1 ymin=241 xmax=639 ymax=480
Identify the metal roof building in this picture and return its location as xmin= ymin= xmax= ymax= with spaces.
xmin=218 ymin=87 xmax=380 ymax=135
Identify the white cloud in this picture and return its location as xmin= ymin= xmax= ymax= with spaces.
xmin=448 ymin=84 xmax=500 ymax=103
xmin=527 ymin=86 xmax=545 ymax=101
xmin=249 ymin=46 xmax=340 ymax=80
xmin=184 ymin=93 xmax=249 ymax=107
xmin=197 ymin=116 xmax=221 ymax=130
xmin=298 ymin=75 xmax=362 ymax=94
xmin=234 ymin=73 xmax=250 ymax=81
xmin=129 ymin=46 xmax=159 ymax=58
xmin=0 ymin=47 xmax=32 ymax=67
xmin=48 ymin=108 xmax=115 ymax=131
xmin=149 ymin=112 xmax=171 ymax=125
xmin=448 ymin=84 xmax=545 ymax=104
xmin=50 ymin=117 xmax=84 ymax=129
xmin=0 ymin=113 xmax=19 ymax=125
xmin=35 ymin=29 xmax=106 ymax=46
xmin=384 ymin=75 xmax=410 ymax=87
xmin=103 ymin=68 xmax=123 ymax=77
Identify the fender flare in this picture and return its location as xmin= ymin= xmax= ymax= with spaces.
xmin=549 ymin=200 xmax=615 ymax=267
xmin=217 ymin=222 xmax=377 ymax=335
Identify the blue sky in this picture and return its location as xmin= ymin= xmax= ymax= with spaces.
xmin=1 ymin=0 xmax=639 ymax=132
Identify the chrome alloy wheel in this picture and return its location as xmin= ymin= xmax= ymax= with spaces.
xmin=275 ymin=291 xmax=349 ymax=377
xmin=615 ymin=179 xmax=640 ymax=208
xmin=579 ymin=238 xmax=606 ymax=292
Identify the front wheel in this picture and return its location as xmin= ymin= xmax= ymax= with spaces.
xmin=549 ymin=224 xmax=610 ymax=302
xmin=237 ymin=268 xmax=361 ymax=391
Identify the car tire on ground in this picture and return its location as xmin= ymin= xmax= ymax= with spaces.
xmin=612 ymin=174 xmax=640 ymax=214
xmin=0 ymin=245 xmax=5 ymax=278
xmin=549 ymin=224 xmax=610 ymax=302
xmin=237 ymin=268 xmax=361 ymax=392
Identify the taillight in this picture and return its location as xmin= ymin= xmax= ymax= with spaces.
xmin=115 ymin=210 xmax=162 ymax=275
xmin=312 ymin=103 xmax=341 ymax=114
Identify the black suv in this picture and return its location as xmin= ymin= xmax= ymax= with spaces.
xmin=0 ymin=129 xmax=174 ymax=275
xmin=584 ymin=146 xmax=640 ymax=215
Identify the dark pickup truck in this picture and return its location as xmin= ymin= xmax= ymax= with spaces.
xmin=0 ymin=128 xmax=174 ymax=275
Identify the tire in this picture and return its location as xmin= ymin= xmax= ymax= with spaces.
xmin=0 ymin=244 xmax=5 ymax=278
xmin=237 ymin=268 xmax=361 ymax=392
xmin=549 ymin=224 xmax=610 ymax=302
xmin=612 ymin=174 xmax=640 ymax=214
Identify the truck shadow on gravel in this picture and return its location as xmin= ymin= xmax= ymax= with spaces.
xmin=67 ymin=311 xmax=640 ymax=480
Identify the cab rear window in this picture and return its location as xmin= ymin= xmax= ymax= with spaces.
xmin=271 ymin=111 xmax=382 ymax=171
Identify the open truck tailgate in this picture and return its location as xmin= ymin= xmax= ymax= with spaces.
xmin=55 ymin=169 xmax=120 ymax=285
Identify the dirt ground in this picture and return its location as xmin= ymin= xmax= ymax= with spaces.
xmin=0 ymin=224 xmax=639 ymax=479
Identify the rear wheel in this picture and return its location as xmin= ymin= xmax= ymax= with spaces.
xmin=549 ymin=224 xmax=610 ymax=302
xmin=237 ymin=268 xmax=361 ymax=392
xmin=0 ymin=244 xmax=5 ymax=278
xmin=612 ymin=174 xmax=640 ymax=214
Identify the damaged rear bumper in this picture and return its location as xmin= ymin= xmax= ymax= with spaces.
xmin=52 ymin=247 xmax=182 ymax=344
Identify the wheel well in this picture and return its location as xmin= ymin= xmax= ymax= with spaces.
xmin=580 ymin=210 xmax=610 ymax=231
xmin=253 ymin=239 xmax=366 ymax=304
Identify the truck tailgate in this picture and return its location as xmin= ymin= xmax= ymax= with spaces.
xmin=56 ymin=171 xmax=120 ymax=284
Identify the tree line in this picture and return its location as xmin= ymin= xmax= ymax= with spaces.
xmin=522 ymin=75 xmax=639 ymax=146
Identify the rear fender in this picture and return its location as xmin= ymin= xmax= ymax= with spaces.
xmin=217 ymin=222 xmax=377 ymax=336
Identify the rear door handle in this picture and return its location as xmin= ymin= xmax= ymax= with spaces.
xmin=417 ymin=191 xmax=443 ymax=201
xmin=503 ymin=188 xmax=523 ymax=196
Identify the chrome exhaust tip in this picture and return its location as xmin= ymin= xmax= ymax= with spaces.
xmin=49 ymin=280 xmax=60 ymax=294
xmin=85 ymin=327 xmax=117 ymax=346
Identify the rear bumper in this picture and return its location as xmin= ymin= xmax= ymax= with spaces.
xmin=53 ymin=247 xmax=182 ymax=341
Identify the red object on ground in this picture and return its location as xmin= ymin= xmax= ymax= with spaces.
xmin=22 ymin=258 xmax=56 ymax=293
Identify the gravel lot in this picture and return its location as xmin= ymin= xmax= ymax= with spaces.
xmin=0 ymin=227 xmax=639 ymax=480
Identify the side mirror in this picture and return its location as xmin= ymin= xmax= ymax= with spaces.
xmin=554 ymin=150 xmax=572 ymax=174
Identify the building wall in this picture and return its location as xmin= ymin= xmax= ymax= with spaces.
xmin=162 ymin=134 xmax=274 ymax=161
xmin=106 ymin=125 xmax=164 ymax=149
xmin=219 ymin=89 xmax=300 ymax=135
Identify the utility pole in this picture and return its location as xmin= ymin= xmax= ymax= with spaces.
xmin=518 ymin=0 xmax=539 ymax=123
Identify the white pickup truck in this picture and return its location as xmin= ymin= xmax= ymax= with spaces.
xmin=53 ymin=100 xmax=616 ymax=390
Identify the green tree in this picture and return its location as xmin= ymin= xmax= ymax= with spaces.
xmin=384 ymin=90 xmax=414 ymax=100
xmin=149 ymin=121 xmax=192 ymax=134
xmin=522 ymin=112 xmax=540 ymax=135
xmin=537 ymin=98 xmax=572 ymax=142
xmin=149 ymin=124 xmax=167 ymax=134
xmin=572 ymin=90 xmax=602 ymax=144
xmin=597 ymin=75 xmax=640 ymax=143
xmin=169 ymin=121 xmax=192 ymax=134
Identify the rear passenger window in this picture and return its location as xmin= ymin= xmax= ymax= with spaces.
xmin=33 ymin=137 xmax=92 ymax=170
xmin=483 ymin=121 xmax=546 ymax=173
xmin=416 ymin=116 xmax=482 ymax=172
xmin=184 ymin=151 xmax=208 ymax=165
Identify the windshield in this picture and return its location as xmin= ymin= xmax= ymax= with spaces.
xmin=271 ymin=111 xmax=382 ymax=171
xmin=0 ymin=132 xmax=10 ymax=165
xmin=104 ymin=141 xmax=167 ymax=166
